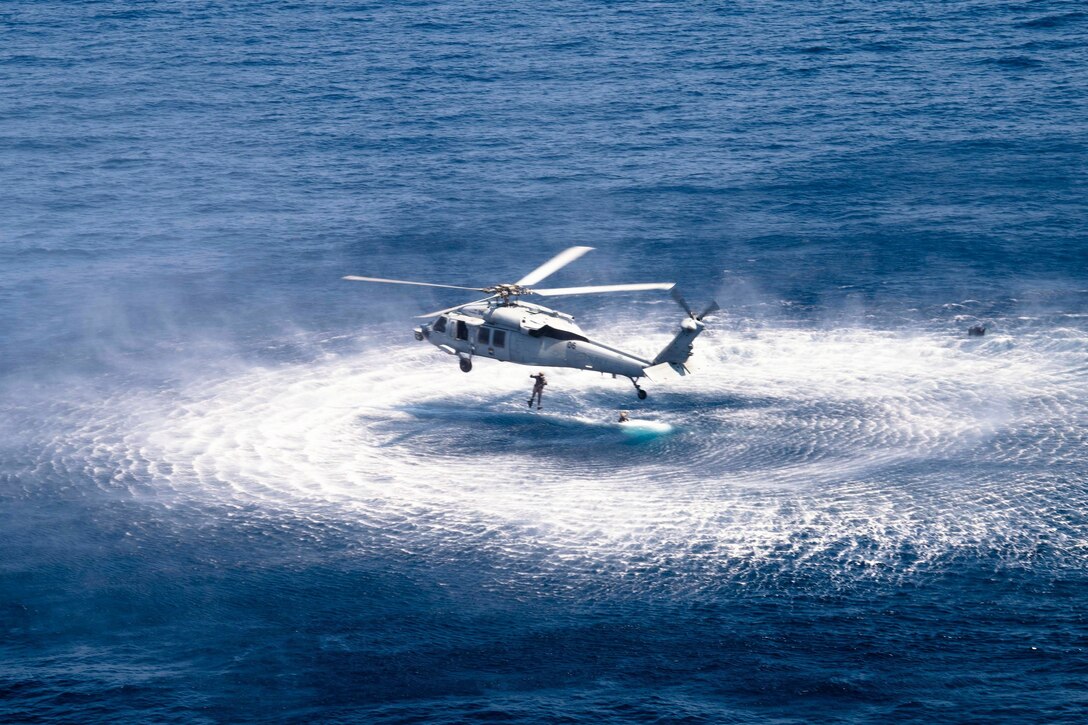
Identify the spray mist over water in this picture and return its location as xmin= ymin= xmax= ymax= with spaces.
xmin=20 ymin=318 xmax=1088 ymax=599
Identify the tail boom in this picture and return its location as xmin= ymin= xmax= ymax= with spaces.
xmin=651 ymin=317 xmax=705 ymax=368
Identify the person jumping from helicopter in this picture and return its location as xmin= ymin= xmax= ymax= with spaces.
xmin=528 ymin=372 xmax=547 ymax=409
xmin=617 ymin=410 xmax=630 ymax=423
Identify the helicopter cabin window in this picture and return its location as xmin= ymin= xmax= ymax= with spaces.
xmin=476 ymin=327 xmax=490 ymax=345
xmin=492 ymin=329 xmax=506 ymax=348
xmin=432 ymin=316 xmax=447 ymax=334
xmin=455 ymin=320 xmax=469 ymax=341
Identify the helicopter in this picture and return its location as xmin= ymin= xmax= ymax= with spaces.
xmin=343 ymin=246 xmax=718 ymax=399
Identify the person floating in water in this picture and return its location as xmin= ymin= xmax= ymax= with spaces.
xmin=617 ymin=410 xmax=630 ymax=423
xmin=528 ymin=372 xmax=547 ymax=409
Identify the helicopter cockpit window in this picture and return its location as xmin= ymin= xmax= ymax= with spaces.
xmin=455 ymin=320 xmax=469 ymax=341
xmin=477 ymin=327 xmax=490 ymax=345
xmin=492 ymin=330 xmax=506 ymax=348
xmin=432 ymin=316 xmax=447 ymax=333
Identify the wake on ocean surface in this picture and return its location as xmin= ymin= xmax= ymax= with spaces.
xmin=28 ymin=321 xmax=1088 ymax=598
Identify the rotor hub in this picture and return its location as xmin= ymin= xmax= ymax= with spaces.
xmin=485 ymin=283 xmax=531 ymax=301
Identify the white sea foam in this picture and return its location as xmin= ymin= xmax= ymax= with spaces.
xmin=37 ymin=325 xmax=1088 ymax=592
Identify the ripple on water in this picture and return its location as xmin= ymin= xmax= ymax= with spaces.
xmin=24 ymin=326 xmax=1088 ymax=595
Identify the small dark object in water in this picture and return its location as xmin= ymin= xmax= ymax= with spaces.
xmin=968 ymin=325 xmax=986 ymax=337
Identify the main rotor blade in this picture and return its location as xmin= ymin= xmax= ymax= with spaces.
xmin=414 ymin=295 xmax=500 ymax=318
xmin=515 ymin=246 xmax=594 ymax=286
xmin=343 ymin=275 xmax=486 ymax=292
xmin=531 ymin=282 xmax=675 ymax=297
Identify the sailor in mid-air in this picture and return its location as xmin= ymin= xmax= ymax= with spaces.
xmin=528 ymin=372 xmax=547 ymax=409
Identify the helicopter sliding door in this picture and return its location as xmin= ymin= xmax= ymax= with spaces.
xmin=508 ymin=326 xmax=556 ymax=366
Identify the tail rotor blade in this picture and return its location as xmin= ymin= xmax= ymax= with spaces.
xmin=671 ymin=287 xmax=695 ymax=317
xmin=414 ymin=295 xmax=500 ymax=318
xmin=697 ymin=301 xmax=721 ymax=320
xmin=515 ymin=246 xmax=594 ymax=286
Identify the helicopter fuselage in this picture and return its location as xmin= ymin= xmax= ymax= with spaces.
xmin=417 ymin=300 xmax=649 ymax=378
xmin=414 ymin=299 xmax=703 ymax=386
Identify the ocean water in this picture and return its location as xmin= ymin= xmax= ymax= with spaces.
xmin=2 ymin=1 xmax=1087 ymax=722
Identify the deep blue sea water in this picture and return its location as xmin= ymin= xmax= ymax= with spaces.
xmin=2 ymin=1 xmax=1088 ymax=722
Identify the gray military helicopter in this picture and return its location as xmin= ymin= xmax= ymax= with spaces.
xmin=344 ymin=246 xmax=718 ymax=399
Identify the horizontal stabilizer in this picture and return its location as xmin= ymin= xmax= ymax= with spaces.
xmin=643 ymin=362 xmax=687 ymax=379
xmin=668 ymin=362 xmax=689 ymax=376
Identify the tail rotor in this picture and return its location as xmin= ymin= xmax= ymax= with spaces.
xmin=671 ymin=288 xmax=719 ymax=321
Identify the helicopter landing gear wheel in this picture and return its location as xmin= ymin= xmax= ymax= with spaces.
xmin=637 ymin=388 xmax=647 ymax=400
xmin=459 ymin=357 xmax=472 ymax=373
